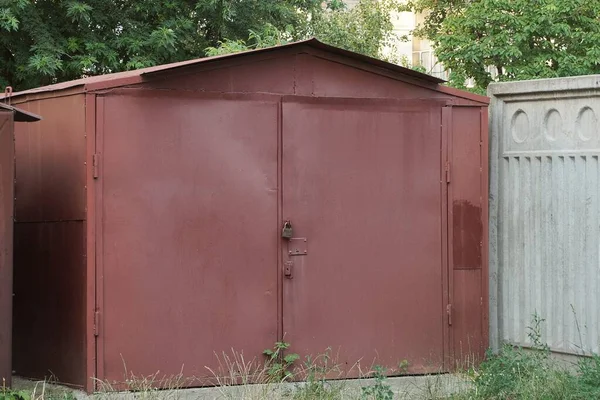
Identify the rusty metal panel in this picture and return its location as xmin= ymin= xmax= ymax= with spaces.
xmin=147 ymin=53 xmax=438 ymax=100
xmin=97 ymin=92 xmax=279 ymax=383
xmin=147 ymin=56 xmax=296 ymax=94
xmin=0 ymin=112 xmax=14 ymax=387
xmin=143 ymin=53 xmax=458 ymax=103
xmin=12 ymin=221 xmax=87 ymax=387
xmin=293 ymin=54 xmax=442 ymax=99
xmin=13 ymin=95 xmax=86 ymax=222
xmin=12 ymin=94 xmax=88 ymax=389
xmin=452 ymin=269 xmax=484 ymax=367
xmin=448 ymin=107 xmax=487 ymax=363
xmin=84 ymin=93 xmax=97 ymax=393
xmin=450 ymin=108 xmax=484 ymax=271
xmin=282 ymin=98 xmax=446 ymax=375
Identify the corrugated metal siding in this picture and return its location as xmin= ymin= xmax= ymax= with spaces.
xmin=491 ymin=86 xmax=600 ymax=355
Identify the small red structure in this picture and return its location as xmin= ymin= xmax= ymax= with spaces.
xmin=0 ymin=103 xmax=41 ymax=388
xmin=8 ymin=39 xmax=488 ymax=392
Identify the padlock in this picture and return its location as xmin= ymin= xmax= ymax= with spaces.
xmin=282 ymin=221 xmax=293 ymax=239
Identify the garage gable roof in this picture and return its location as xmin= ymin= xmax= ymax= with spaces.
xmin=4 ymin=38 xmax=488 ymax=105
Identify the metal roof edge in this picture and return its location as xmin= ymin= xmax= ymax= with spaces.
xmin=0 ymin=103 xmax=42 ymax=122
xmin=436 ymin=85 xmax=490 ymax=105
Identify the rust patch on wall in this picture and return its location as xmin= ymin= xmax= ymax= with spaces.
xmin=453 ymin=200 xmax=482 ymax=270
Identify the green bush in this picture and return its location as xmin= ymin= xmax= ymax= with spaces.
xmin=454 ymin=314 xmax=600 ymax=400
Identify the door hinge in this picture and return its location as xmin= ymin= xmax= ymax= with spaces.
xmin=447 ymin=304 xmax=452 ymax=326
xmin=93 ymin=154 xmax=99 ymax=179
xmin=93 ymin=310 xmax=100 ymax=336
xmin=445 ymin=162 xmax=451 ymax=183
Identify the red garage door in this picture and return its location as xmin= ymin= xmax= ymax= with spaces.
xmin=97 ymin=93 xmax=280 ymax=383
xmin=95 ymin=93 xmax=450 ymax=384
xmin=281 ymin=98 xmax=448 ymax=375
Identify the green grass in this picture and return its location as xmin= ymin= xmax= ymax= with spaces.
xmin=451 ymin=347 xmax=600 ymax=400
xmin=13 ymin=348 xmax=600 ymax=400
xmin=451 ymin=315 xmax=600 ymax=400
xmin=10 ymin=319 xmax=600 ymax=400
xmin=1 ymin=379 xmax=76 ymax=400
xmin=1 ymin=387 xmax=30 ymax=400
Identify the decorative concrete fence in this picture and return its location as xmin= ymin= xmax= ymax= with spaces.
xmin=489 ymin=76 xmax=600 ymax=355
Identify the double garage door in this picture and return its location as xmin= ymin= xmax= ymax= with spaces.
xmin=96 ymin=93 xmax=483 ymax=383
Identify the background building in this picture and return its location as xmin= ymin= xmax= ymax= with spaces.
xmin=344 ymin=0 xmax=448 ymax=80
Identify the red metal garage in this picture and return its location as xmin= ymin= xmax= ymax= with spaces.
xmin=8 ymin=39 xmax=488 ymax=392
xmin=0 ymin=103 xmax=41 ymax=388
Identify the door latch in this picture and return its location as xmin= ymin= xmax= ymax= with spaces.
xmin=284 ymin=261 xmax=293 ymax=278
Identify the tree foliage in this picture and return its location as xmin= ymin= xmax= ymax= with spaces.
xmin=207 ymin=0 xmax=401 ymax=62
xmin=310 ymin=0 xmax=402 ymax=63
xmin=0 ymin=0 xmax=323 ymax=89
xmin=0 ymin=0 xmax=401 ymax=90
xmin=407 ymin=0 xmax=600 ymax=92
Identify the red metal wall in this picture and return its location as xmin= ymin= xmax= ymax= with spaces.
xmin=448 ymin=106 xmax=489 ymax=366
xmin=12 ymin=95 xmax=89 ymax=388
xmin=0 ymin=112 xmax=15 ymax=387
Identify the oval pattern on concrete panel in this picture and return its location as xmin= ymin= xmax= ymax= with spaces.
xmin=511 ymin=109 xmax=530 ymax=143
xmin=576 ymin=107 xmax=597 ymax=141
xmin=544 ymin=109 xmax=562 ymax=141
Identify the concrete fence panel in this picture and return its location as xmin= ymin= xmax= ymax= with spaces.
xmin=489 ymin=76 xmax=600 ymax=355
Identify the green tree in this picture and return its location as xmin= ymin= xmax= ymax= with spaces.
xmin=407 ymin=0 xmax=600 ymax=92
xmin=311 ymin=0 xmax=402 ymax=63
xmin=207 ymin=0 xmax=403 ymax=63
xmin=0 ymin=0 xmax=402 ymax=91
xmin=0 ymin=0 xmax=324 ymax=90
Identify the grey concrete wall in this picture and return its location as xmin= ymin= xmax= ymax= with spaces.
xmin=489 ymin=76 xmax=600 ymax=355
